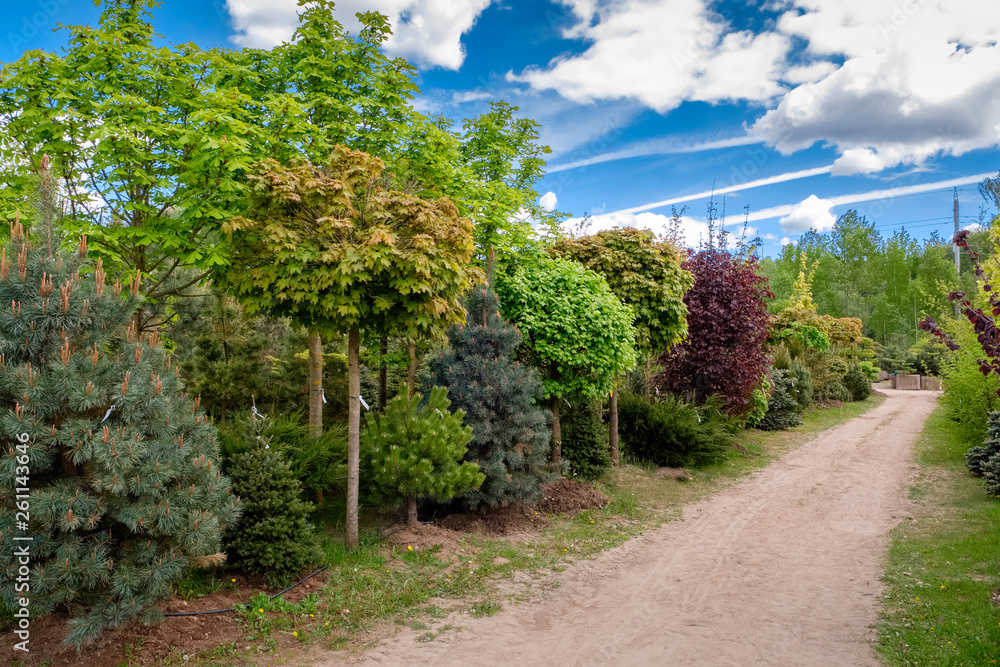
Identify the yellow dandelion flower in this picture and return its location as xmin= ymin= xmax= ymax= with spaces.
xmin=259 ymin=608 xmax=264 ymax=613
xmin=940 ymin=585 xmax=946 ymax=589
xmin=408 ymin=546 xmax=413 ymax=551
xmin=231 ymin=578 xmax=236 ymax=583
xmin=293 ymin=631 xmax=298 ymax=637
xmin=310 ymin=614 xmax=314 ymax=618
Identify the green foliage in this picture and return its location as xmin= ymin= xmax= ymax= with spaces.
xmin=757 ymin=370 xmax=803 ymax=431
xmin=857 ymin=360 xmax=880 ymax=381
xmin=218 ymin=413 xmax=347 ymax=504
xmin=495 ymin=254 xmax=637 ymax=400
xmin=788 ymin=360 xmax=814 ymax=410
xmin=426 ymin=285 xmax=554 ymax=509
xmin=362 ymin=387 xmax=483 ymax=510
xmin=617 ymin=392 xmax=735 ymax=468
xmin=223 ymin=418 xmax=324 ymax=587
xmin=772 ymin=322 xmax=830 ymax=352
xmin=910 ymin=338 xmax=948 ymax=376
xmin=825 ymin=382 xmax=852 ymax=403
xmin=0 ymin=218 xmax=240 ymax=648
xmin=843 ymin=364 xmax=873 ymax=402
xmin=940 ymin=321 xmax=1000 ymax=443
xmin=741 ymin=375 xmax=771 ymax=428
xmin=218 ymin=146 xmax=480 ymax=342
xmin=560 ymin=399 xmax=611 ymax=480
xmin=965 ymin=411 xmax=1000 ymax=477
xmin=772 ymin=343 xmax=792 ymax=370
xmin=552 ymin=227 xmax=693 ymax=355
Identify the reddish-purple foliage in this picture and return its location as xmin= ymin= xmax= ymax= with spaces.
xmin=656 ymin=245 xmax=773 ymax=414
xmin=920 ymin=230 xmax=1000 ymax=389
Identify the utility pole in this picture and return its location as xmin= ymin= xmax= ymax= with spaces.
xmin=954 ymin=187 xmax=960 ymax=274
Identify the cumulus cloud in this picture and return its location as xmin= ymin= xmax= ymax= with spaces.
xmin=539 ymin=191 xmax=558 ymax=211
xmin=752 ymin=0 xmax=1000 ymax=173
xmin=226 ymin=0 xmax=492 ymax=70
xmin=509 ymin=0 xmax=789 ymax=112
xmin=778 ymin=195 xmax=836 ymax=233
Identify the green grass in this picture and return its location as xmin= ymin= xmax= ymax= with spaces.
xmin=878 ymin=407 xmax=1000 ymax=667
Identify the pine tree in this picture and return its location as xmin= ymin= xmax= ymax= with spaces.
xmin=757 ymin=370 xmax=803 ymax=431
xmin=427 ymin=285 xmax=555 ymax=509
xmin=560 ymin=398 xmax=611 ymax=480
xmin=223 ymin=416 xmax=323 ymax=586
xmin=0 ymin=163 xmax=240 ymax=647
xmin=362 ymin=386 xmax=482 ymax=525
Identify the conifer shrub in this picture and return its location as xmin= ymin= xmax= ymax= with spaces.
xmin=757 ymin=370 xmax=803 ymax=431
xmin=825 ymin=381 xmax=852 ymax=403
xmin=843 ymin=364 xmax=872 ymax=402
xmin=223 ymin=417 xmax=323 ymax=586
xmin=426 ymin=285 xmax=554 ymax=509
xmin=362 ymin=386 xmax=482 ymax=525
xmin=788 ymin=360 xmax=814 ymax=410
xmin=742 ymin=375 xmax=770 ymax=428
xmin=560 ymin=398 xmax=611 ymax=480
xmin=617 ymin=392 xmax=734 ymax=467
xmin=0 ymin=220 xmax=240 ymax=647
xmin=965 ymin=411 xmax=1000 ymax=476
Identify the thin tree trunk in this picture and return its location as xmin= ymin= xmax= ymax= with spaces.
xmin=346 ymin=328 xmax=361 ymax=550
xmin=609 ymin=386 xmax=620 ymax=466
xmin=407 ymin=494 xmax=418 ymax=527
xmin=378 ymin=335 xmax=388 ymax=410
xmin=407 ymin=341 xmax=417 ymax=398
xmin=308 ymin=330 xmax=323 ymax=438
xmin=550 ymin=395 xmax=561 ymax=466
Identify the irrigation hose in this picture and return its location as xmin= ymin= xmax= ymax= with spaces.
xmin=163 ymin=525 xmax=405 ymax=617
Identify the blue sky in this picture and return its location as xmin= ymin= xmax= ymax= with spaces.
xmin=5 ymin=0 xmax=999 ymax=255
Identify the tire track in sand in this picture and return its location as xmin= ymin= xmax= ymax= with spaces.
xmin=334 ymin=388 xmax=937 ymax=667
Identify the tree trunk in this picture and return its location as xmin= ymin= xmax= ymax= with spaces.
xmin=550 ymin=395 xmax=561 ymax=466
xmin=346 ymin=328 xmax=361 ymax=550
xmin=407 ymin=341 xmax=417 ymax=399
xmin=308 ymin=330 xmax=323 ymax=438
xmin=378 ymin=335 xmax=388 ymax=410
xmin=407 ymin=494 xmax=418 ymax=527
xmin=609 ymin=386 xmax=620 ymax=466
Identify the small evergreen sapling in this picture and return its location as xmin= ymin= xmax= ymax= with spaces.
xmin=426 ymin=285 xmax=554 ymax=509
xmin=757 ymin=370 xmax=803 ymax=431
xmin=223 ymin=416 xmax=324 ymax=586
xmin=362 ymin=386 xmax=482 ymax=525
xmin=560 ymin=398 xmax=611 ymax=480
xmin=0 ymin=215 xmax=240 ymax=646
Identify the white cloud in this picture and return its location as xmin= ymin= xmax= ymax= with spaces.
xmin=226 ymin=0 xmax=493 ymax=70
xmin=509 ymin=0 xmax=789 ymax=112
xmin=608 ymin=165 xmax=832 ymax=216
xmin=778 ymin=194 xmax=836 ymax=233
xmin=780 ymin=237 xmax=792 ymax=246
xmin=752 ymin=0 xmax=1000 ymax=173
xmin=539 ymin=191 xmax=558 ymax=211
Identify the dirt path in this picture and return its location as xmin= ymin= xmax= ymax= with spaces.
xmin=341 ymin=389 xmax=938 ymax=667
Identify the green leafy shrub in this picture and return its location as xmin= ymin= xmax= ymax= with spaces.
xmin=224 ymin=418 xmax=323 ymax=587
xmin=843 ymin=364 xmax=873 ymax=402
xmin=788 ymin=360 xmax=814 ymax=410
xmin=617 ymin=392 xmax=734 ymax=467
xmin=757 ymin=370 xmax=803 ymax=431
xmin=0 ymin=220 xmax=240 ymax=648
xmin=560 ymin=398 xmax=611 ymax=480
xmin=825 ymin=381 xmax=852 ymax=402
xmin=362 ymin=386 xmax=483 ymax=525
xmin=742 ymin=375 xmax=771 ymax=428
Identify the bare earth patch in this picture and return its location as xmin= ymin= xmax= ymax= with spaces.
xmin=339 ymin=388 xmax=938 ymax=667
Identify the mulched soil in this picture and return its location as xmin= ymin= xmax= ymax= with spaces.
xmin=437 ymin=503 xmax=552 ymax=537
xmin=537 ymin=478 xmax=610 ymax=514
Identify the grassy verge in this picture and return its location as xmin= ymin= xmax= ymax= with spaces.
xmin=166 ymin=394 xmax=886 ymax=665
xmin=878 ymin=406 xmax=1000 ymax=667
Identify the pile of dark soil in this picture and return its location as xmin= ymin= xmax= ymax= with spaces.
xmin=437 ymin=504 xmax=552 ymax=537
xmin=538 ymin=478 xmax=610 ymax=514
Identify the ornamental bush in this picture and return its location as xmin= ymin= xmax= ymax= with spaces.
xmin=617 ymin=392 xmax=734 ymax=468
xmin=965 ymin=411 xmax=1000 ymax=477
xmin=788 ymin=360 xmax=814 ymax=410
xmin=560 ymin=398 xmax=611 ymax=480
xmin=0 ymin=221 xmax=240 ymax=647
xmin=362 ymin=386 xmax=482 ymax=525
xmin=426 ymin=284 xmax=554 ymax=510
xmin=223 ymin=417 xmax=323 ymax=587
xmin=843 ymin=364 xmax=872 ymax=402
xmin=757 ymin=370 xmax=802 ymax=431
xmin=656 ymin=244 xmax=772 ymax=416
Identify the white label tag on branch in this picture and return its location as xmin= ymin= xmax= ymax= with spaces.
xmin=359 ymin=395 xmax=370 ymax=410
xmin=251 ymin=406 xmax=264 ymax=420
xmin=101 ymin=405 xmax=116 ymax=422
xmin=321 ymin=389 xmax=327 ymax=404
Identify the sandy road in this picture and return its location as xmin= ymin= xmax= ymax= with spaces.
xmin=342 ymin=388 xmax=938 ymax=667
